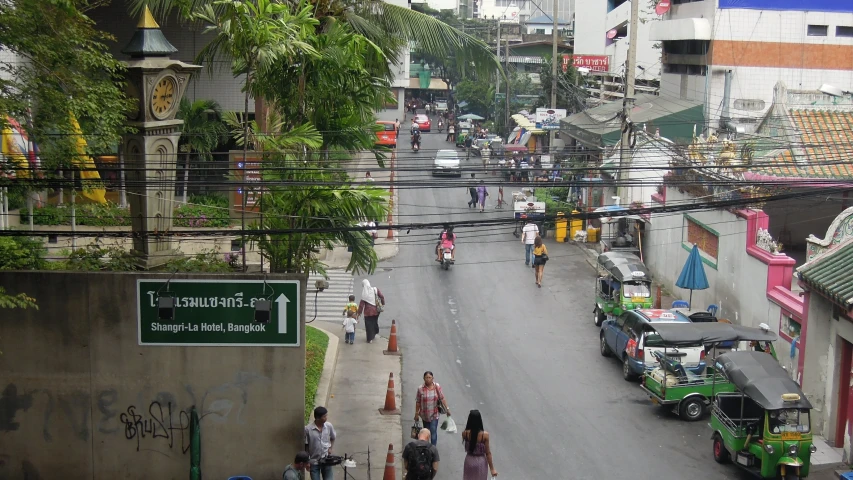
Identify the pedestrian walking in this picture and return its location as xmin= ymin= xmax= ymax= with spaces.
xmin=342 ymin=311 xmax=357 ymax=344
xmin=342 ymin=294 xmax=358 ymax=317
xmin=395 ymin=119 xmax=400 ymax=134
xmin=365 ymin=171 xmax=374 ymax=183
xmin=533 ymin=236 xmax=548 ymax=288
xmin=521 ymin=219 xmax=539 ymax=266
xmin=447 ymin=123 xmax=455 ymax=142
xmin=357 ymin=279 xmax=385 ymax=343
xmin=476 ymin=181 xmax=489 ymax=212
xmin=403 ymin=428 xmax=440 ymax=480
xmin=467 ymin=173 xmax=478 ymax=208
xmin=283 ymin=451 xmax=311 ymax=480
xmin=304 ymin=406 xmax=336 ymax=480
xmin=461 ymin=410 xmax=498 ymax=480
xmin=414 ymin=371 xmax=451 ymax=446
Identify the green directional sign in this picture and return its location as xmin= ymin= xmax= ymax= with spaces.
xmin=137 ymin=279 xmax=301 ymax=347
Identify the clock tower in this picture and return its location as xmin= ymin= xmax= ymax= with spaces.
xmin=121 ymin=7 xmax=201 ymax=268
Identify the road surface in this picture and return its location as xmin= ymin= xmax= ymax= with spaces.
xmin=361 ymin=109 xmax=762 ymax=480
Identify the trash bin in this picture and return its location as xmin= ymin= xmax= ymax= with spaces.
xmin=586 ymin=226 xmax=599 ymax=243
xmin=555 ymin=212 xmax=568 ymax=242
xmin=569 ymin=210 xmax=583 ymax=240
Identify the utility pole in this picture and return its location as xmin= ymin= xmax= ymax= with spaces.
xmin=617 ymin=0 xmax=640 ymax=199
xmin=495 ymin=17 xmax=501 ymax=97
xmin=504 ymin=38 xmax=510 ymax=130
xmin=550 ymin=0 xmax=559 ymax=156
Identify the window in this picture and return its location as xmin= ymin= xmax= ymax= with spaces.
xmin=534 ymin=28 xmax=546 ymax=34
xmin=837 ymin=26 xmax=853 ymax=37
xmin=683 ymin=215 xmax=719 ymax=265
xmin=779 ymin=311 xmax=801 ymax=343
xmin=807 ymin=24 xmax=828 ymax=36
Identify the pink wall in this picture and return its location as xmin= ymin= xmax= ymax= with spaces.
xmin=735 ymin=209 xmax=806 ymax=381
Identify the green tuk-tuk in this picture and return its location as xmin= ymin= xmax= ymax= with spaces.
xmin=712 ymin=351 xmax=816 ymax=479
xmin=593 ymin=252 xmax=652 ymax=327
xmin=641 ymin=322 xmax=778 ymax=422
xmin=455 ymin=121 xmax=473 ymax=147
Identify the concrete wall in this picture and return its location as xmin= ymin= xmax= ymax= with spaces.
xmin=645 ymin=188 xmax=783 ymax=328
xmin=802 ymin=293 xmax=839 ymax=441
xmin=0 ymin=271 xmax=307 ymax=480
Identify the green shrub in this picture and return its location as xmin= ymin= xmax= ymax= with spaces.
xmin=189 ymin=193 xmax=228 ymax=208
xmin=0 ymin=237 xmax=46 ymax=270
xmin=305 ymin=326 xmax=329 ymax=422
xmin=163 ymin=249 xmax=235 ymax=272
xmin=173 ymin=203 xmax=230 ymax=228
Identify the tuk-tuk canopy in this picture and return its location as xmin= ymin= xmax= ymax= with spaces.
xmin=597 ymin=252 xmax=650 ymax=283
xmin=647 ymin=322 xmax=778 ymax=347
xmin=717 ymin=351 xmax=813 ymax=410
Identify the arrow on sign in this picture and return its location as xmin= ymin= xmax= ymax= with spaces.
xmin=275 ymin=293 xmax=289 ymax=334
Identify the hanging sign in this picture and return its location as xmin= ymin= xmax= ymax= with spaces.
xmin=655 ymin=0 xmax=671 ymax=15
xmin=606 ymin=29 xmax=618 ymax=39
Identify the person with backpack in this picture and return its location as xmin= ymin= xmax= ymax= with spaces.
xmin=403 ymin=428 xmax=440 ymax=480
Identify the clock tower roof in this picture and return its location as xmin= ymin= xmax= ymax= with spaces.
xmin=121 ymin=5 xmax=178 ymax=58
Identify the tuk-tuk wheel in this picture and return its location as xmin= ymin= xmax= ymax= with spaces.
xmin=679 ymin=397 xmax=707 ymax=421
xmin=599 ymin=334 xmax=611 ymax=357
xmin=594 ymin=307 xmax=605 ymax=327
xmin=712 ymin=433 xmax=730 ymax=464
xmin=783 ymin=473 xmax=800 ymax=480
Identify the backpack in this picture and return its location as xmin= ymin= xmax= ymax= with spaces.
xmin=409 ymin=444 xmax=434 ymax=479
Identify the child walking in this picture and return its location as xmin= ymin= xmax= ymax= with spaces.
xmin=342 ymin=294 xmax=358 ymax=317
xmin=342 ymin=311 xmax=358 ymax=344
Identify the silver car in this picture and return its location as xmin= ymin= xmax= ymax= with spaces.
xmin=433 ymin=149 xmax=462 ymax=176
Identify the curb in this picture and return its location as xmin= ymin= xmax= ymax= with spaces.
xmin=311 ymin=326 xmax=340 ymax=410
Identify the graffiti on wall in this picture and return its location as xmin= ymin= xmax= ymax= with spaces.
xmin=0 ymin=372 xmax=270 ymax=456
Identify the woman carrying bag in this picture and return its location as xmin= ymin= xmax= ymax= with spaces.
xmin=533 ymin=236 xmax=548 ymax=288
xmin=414 ymin=371 xmax=451 ymax=446
xmin=357 ymin=279 xmax=385 ymax=343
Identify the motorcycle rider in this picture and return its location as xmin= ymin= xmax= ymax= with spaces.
xmin=436 ymin=224 xmax=456 ymax=262
xmin=411 ymin=128 xmax=421 ymax=150
xmin=411 ymin=118 xmax=419 ymax=135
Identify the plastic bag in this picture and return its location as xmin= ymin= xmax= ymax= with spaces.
xmin=440 ymin=415 xmax=457 ymax=433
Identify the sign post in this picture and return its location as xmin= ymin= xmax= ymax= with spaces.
xmin=137 ymin=279 xmax=301 ymax=346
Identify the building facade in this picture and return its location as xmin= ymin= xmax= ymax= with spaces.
xmin=650 ymin=0 xmax=853 ymax=134
xmin=573 ymin=0 xmax=661 ymax=88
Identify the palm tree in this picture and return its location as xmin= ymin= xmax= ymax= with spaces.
xmin=176 ymin=98 xmax=227 ymax=204
xmin=191 ymin=0 xmax=319 ymax=270
xmin=132 ymin=0 xmax=500 ymax=80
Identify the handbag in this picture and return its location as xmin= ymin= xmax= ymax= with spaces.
xmin=374 ymin=288 xmax=385 ymax=313
xmin=436 ymin=385 xmax=446 ymax=414
xmin=411 ymin=421 xmax=421 ymax=439
xmin=541 ymin=253 xmax=549 ymax=262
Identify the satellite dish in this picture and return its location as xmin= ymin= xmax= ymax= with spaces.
xmin=819 ymin=84 xmax=844 ymax=97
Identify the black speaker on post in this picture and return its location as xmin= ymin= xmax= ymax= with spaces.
xmin=158 ymin=296 xmax=175 ymax=320
xmin=254 ymin=300 xmax=271 ymax=324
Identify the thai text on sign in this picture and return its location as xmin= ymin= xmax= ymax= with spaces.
xmin=563 ymin=54 xmax=610 ymax=73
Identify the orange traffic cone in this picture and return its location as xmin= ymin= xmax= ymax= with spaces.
xmin=384 ymin=319 xmax=401 ymax=356
xmin=379 ymin=372 xmax=401 ymax=415
xmin=382 ymin=443 xmax=396 ymax=480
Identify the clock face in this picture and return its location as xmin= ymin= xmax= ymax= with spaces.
xmin=151 ymin=76 xmax=177 ymax=118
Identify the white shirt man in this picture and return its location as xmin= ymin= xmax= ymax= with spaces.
xmin=522 ymin=221 xmax=539 ymax=266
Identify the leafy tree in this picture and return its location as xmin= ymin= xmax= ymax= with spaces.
xmin=176 ymin=98 xmax=228 ymax=204
xmin=0 ymin=236 xmax=44 ymax=311
xmin=193 ymin=0 xmax=319 ymax=269
xmin=254 ymin=21 xmax=393 ymax=164
xmin=0 ymin=0 xmax=131 ymax=169
xmin=135 ymin=0 xmax=500 ymax=82
xmin=0 ymin=287 xmax=37 ymax=310
xmin=454 ymin=79 xmax=494 ymax=118
xmin=538 ymin=56 xmax=587 ymax=113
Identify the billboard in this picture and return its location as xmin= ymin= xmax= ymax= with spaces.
xmin=535 ymin=108 xmax=567 ymax=130
xmin=719 ymin=0 xmax=853 ymax=12
xmin=563 ymin=54 xmax=610 ymax=73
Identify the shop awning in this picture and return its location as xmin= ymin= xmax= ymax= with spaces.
xmin=511 ymin=114 xmax=545 ymax=134
xmin=559 ymin=95 xmax=703 ymax=149
xmin=797 ymin=238 xmax=853 ymax=309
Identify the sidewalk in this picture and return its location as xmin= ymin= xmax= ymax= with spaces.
xmin=309 ymin=140 xmax=404 ymax=479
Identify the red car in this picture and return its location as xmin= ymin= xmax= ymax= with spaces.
xmin=414 ymin=114 xmax=431 ymax=132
